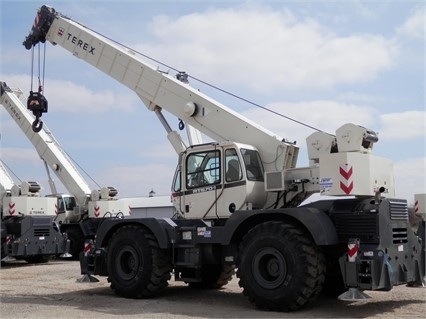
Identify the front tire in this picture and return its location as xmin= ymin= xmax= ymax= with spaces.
xmin=107 ymin=225 xmax=172 ymax=299
xmin=237 ymin=221 xmax=325 ymax=311
xmin=66 ymin=227 xmax=84 ymax=260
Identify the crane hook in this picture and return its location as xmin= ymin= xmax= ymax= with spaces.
xmin=27 ymin=90 xmax=48 ymax=132
xmin=32 ymin=116 xmax=43 ymax=132
xmin=178 ymin=119 xmax=185 ymax=130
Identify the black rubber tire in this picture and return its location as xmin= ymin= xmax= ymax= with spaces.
xmin=188 ymin=264 xmax=235 ymax=289
xmin=107 ymin=225 xmax=172 ymax=299
xmin=66 ymin=227 xmax=84 ymax=260
xmin=25 ymin=255 xmax=51 ymax=264
xmin=237 ymin=221 xmax=325 ymax=311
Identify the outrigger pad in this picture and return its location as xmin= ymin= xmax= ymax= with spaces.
xmin=338 ymin=288 xmax=371 ymax=301
xmin=1 ymin=256 xmax=16 ymax=262
xmin=76 ymin=274 xmax=99 ymax=283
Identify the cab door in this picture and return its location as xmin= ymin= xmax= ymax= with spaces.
xmin=180 ymin=148 xmax=222 ymax=219
xmin=219 ymin=147 xmax=248 ymax=214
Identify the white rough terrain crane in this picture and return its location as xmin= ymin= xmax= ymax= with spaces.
xmin=23 ymin=5 xmax=425 ymax=312
xmin=1 ymin=81 xmax=130 ymax=258
xmin=0 ymin=158 xmax=68 ymax=263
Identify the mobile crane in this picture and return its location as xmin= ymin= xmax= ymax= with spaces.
xmin=23 ymin=5 xmax=425 ymax=311
xmin=1 ymin=81 xmax=130 ymax=259
xmin=0 ymin=159 xmax=69 ymax=263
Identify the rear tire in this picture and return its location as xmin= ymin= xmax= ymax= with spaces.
xmin=107 ymin=225 xmax=172 ymax=298
xmin=237 ymin=221 xmax=325 ymax=311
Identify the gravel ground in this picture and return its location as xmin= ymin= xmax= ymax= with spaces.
xmin=1 ymin=258 xmax=425 ymax=318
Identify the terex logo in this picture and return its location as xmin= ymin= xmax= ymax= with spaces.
xmin=66 ymin=33 xmax=95 ymax=55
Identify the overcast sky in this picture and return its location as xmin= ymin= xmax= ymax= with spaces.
xmin=1 ymin=0 xmax=425 ymax=204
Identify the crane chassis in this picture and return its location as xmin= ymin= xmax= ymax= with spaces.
xmin=21 ymin=5 xmax=425 ymax=311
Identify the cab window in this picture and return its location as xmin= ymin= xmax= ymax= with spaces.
xmin=225 ymin=148 xmax=242 ymax=182
xmin=172 ymin=166 xmax=181 ymax=192
xmin=186 ymin=150 xmax=220 ymax=188
xmin=63 ymin=196 xmax=76 ymax=210
xmin=241 ymin=148 xmax=264 ymax=181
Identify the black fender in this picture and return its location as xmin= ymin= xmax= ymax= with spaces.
xmin=221 ymin=207 xmax=338 ymax=246
xmin=94 ymin=217 xmax=175 ymax=249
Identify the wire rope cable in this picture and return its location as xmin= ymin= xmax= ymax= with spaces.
xmin=81 ymin=23 xmax=324 ymax=133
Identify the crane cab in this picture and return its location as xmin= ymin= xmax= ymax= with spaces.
xmin=171 ymin=141 xmax=267 ymax=220
xmin=47 ymin=194 xmax=79 ymax=224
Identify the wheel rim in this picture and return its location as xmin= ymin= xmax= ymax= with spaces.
xmin=115 ymin=245 xmax=140 ymax=281
xmin=252 ymin=247 xmax=287 ymax=289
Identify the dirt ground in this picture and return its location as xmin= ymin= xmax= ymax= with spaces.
xmin=0 ymin=258 xmax=425 ymax=319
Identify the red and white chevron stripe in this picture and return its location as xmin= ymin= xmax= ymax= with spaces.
xmin=339 ymin=165 xmax=354 ymax=195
